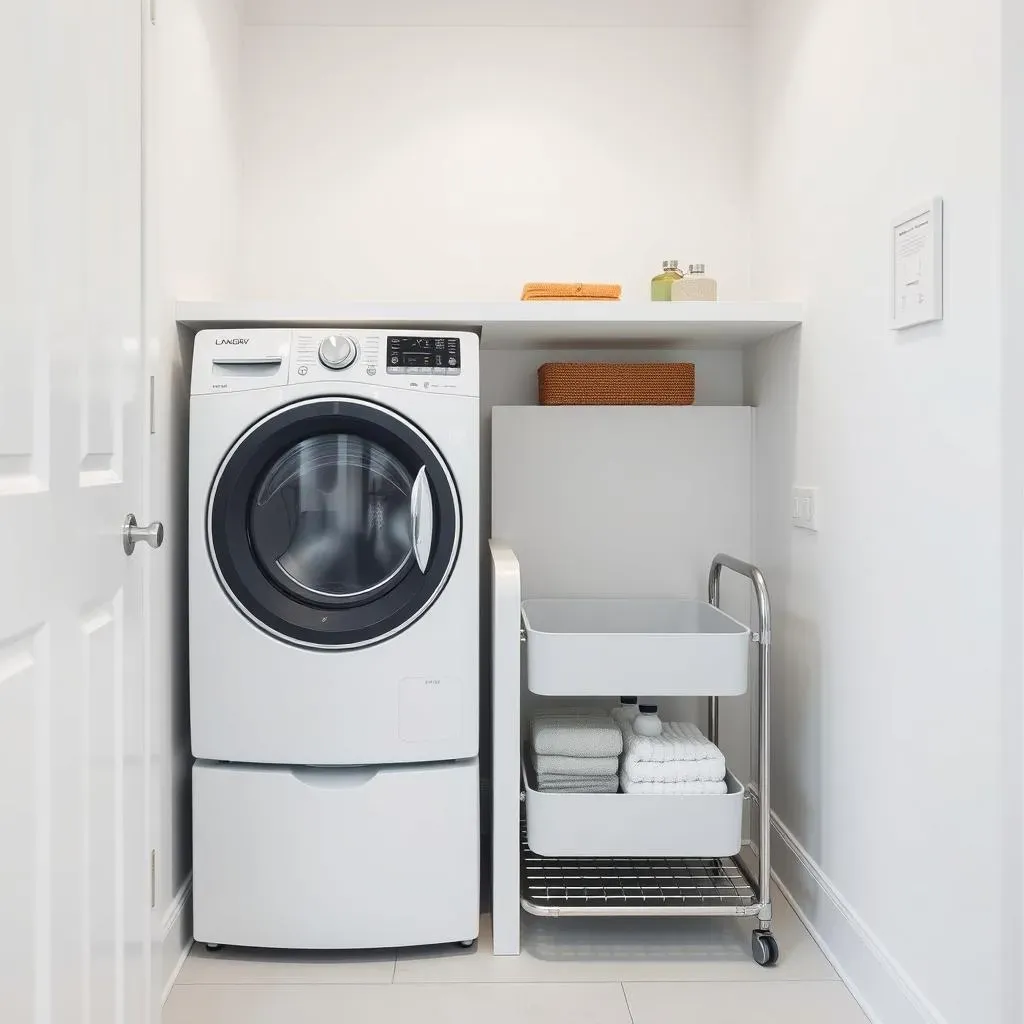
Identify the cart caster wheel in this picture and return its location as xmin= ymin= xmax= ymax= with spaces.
xmin=205 ymin=943 xmax=222 ymax=952
xmin=752 ymin=930 xmax=779 ymax=967
xmin=457 ymin=939 xmax=477 ymax=950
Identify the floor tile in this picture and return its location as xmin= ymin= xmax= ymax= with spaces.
xmin=164 ymin=981 xmax=632 ymax=1024
xmin=394 ymin=892 xmax=834 ymax=984
xmin=176 ymin=943 xmax=396 ymax=985
xmin=623 ymin=980 xmax=869 ymax=1024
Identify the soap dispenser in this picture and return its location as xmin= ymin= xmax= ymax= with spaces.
xmin=634 ymin=704 xmax=663 ymax=737
xmin=612 ymin=696 xmax=640 ymax=725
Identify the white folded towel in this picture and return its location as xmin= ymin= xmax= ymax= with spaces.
xmin=619 ymin=774 xmax=728 ymax=795
xmin=531 ymin=751 xmax=620 ymax=777
xmin=621 ymin=719 xmax=725 ymax=764
xmin=531 ymin=712 xmax=623 ymax=758
xmin=620 ymin=758 xmax=725 ymax=784
xmin=537 ymin=774 xmax=619 ymax=794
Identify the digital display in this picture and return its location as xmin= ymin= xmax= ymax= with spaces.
xmin=386 ymin=336 xmax=461 ymax=375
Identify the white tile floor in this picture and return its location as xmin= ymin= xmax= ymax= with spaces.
xmin=165 ymin=894 xmax=868 ymax=1023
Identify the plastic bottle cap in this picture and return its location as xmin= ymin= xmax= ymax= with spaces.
xmin=620 ymin=696 xmax=638 ymax=705
xmin=662 ymin=259 xmax=679 ymax=270
xmin=689 ymin=263 xmax=705 ymax=274
xmin=638 ymin=704 xmax=658 ymax=714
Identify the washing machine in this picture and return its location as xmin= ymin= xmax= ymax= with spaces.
xmin=189 ymin=326 xmax=480 ymax=950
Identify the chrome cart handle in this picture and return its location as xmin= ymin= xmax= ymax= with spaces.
xmin=708 ymin=553 xmax=771 ymax=645
xmin=708 ymin=552 xmax=773 ymax=925
xmin=410 ymin=466 xmax=434 ymax=573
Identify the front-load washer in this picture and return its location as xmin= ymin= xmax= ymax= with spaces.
xmin=189 ymin=327 xmax=479 ymax=766
xmin=189 ymin=326 xmax=480 ymax=949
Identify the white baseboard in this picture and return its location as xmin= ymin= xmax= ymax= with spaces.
xmin=160 ymin=873 xmax=193 ymax=1004
xmin=769 ymin=811 xmax=947 ymax=1024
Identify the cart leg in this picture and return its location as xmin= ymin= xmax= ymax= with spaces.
xmin=707 ymin=695 xmax=719 ymax=747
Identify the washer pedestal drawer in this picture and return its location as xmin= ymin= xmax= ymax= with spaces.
xmin=192 ymin=758 xmax=480 ymax=949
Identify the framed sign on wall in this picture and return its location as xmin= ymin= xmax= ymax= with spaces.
xmin=890 ymin=196 xmax=944 ymax=330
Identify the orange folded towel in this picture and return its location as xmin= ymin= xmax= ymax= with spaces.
xmin=521 ymin=282 xmax=622 ymax=301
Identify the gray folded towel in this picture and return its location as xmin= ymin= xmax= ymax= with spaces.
xmin=536 ymin=774 xmax=619 ymax=794
xmin=531 ymin=712 xmax=623 ymax=758
xmin=531 ymin=751 xmax=620 ymax=777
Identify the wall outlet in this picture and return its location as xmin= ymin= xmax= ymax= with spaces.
xmin=791 ymin=486 xmax=819 ymax=531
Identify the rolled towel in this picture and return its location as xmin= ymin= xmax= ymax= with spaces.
xmin=537 ymin=774 xmax=619 ymax=794
xmin=621 ymin=758 xmax=725 ymax=784
xmin=531 ymin=712 xmax=623 ymax=758
xmin=532 ymin=751 xmax=620 ymax=777
xmin=521 ymin=282 xmax=622 ymax=301
xmin=622 ymin=720 xmax=725 ymax=765
xmin=619 ymin=773 xmax=728 ymax=795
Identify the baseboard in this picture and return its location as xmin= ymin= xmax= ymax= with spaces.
xmin=160 ymin=873 xmax=193 ymax=1004
xmin=769 ymin=811 xmax=947 ymax=1024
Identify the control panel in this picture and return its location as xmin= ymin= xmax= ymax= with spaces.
xmin=190 ymin=327 xmax=479 ymax=397
xmin=386 ymin=335 xmax=461 ymax=375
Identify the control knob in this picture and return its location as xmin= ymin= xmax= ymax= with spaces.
xmin=318 ymin=334 xmax=357 ymax=370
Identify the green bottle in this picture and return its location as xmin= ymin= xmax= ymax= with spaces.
xmin=651 ymin=259 xmax=683 ymax=301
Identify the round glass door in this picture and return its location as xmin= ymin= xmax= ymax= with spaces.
xmin=250 ymin=435 xmax=415 ymax=605
xmin=208 ymin=397 xmax=461 ymax=649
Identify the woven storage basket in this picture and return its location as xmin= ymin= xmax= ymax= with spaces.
xmin=538 ymin=362 xmax=695 ymax=406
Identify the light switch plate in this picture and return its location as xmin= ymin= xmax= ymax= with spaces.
xmin=791 ymin=486 xmax=819 ymax=531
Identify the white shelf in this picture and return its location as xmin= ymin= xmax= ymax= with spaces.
xmin=175 ymin=300 xmax=802 ymax=350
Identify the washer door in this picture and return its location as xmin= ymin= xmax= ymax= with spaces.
xmin=208 ymin=397 xmax=461 ymax=648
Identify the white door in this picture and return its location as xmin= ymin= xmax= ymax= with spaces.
xmin=1 ymin=3 xmax=150 ymax=1024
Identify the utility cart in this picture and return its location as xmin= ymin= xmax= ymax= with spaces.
xmin=490 ymin=547 xmax=778 ymax=966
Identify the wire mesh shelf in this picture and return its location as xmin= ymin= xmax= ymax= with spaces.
xmin=520 ymin=820 xmax=758 ymax=918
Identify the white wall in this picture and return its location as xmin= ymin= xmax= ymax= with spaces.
xmin=748 ymin=2 xmax=1003 ymax=1022
xmin=143 ymin=0 xmax=242 ymax=997
xmin=234 ymin=3 xmax=754 ymax=302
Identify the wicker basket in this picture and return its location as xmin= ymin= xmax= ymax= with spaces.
xmin=537 ymin=362 xmax=696 ymax=406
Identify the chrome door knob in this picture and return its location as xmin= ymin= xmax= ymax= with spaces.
xmin=123 ymin=514 xmax=164 ymax=555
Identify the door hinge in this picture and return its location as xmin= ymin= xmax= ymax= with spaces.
xmin=149 ymin=0 xmax=156 ymax=25
xmin=148 ymin=375 xmax=156 ymax=435
xmin=150 ymin=850 xmax=156 ymax=909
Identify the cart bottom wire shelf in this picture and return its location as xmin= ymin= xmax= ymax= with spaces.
xmin=521 ymin=821 xmax=759 ymax=918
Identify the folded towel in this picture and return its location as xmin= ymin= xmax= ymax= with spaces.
xmin=532 ymin=751 xmax=620 ymax=777
xmin=619 ymin=773 xmax=728 ymax=795
xmin=621 ymin=720 xmax=725 ymax=764
xmin=531 ymin=712 xmax=623 ymax=758
xmin=537 ymin=774 xmax=619 ymax=794
xmin=521 ymin=282 xmax=622 ymax=301
xmin=620 ymin=758 xmax=726 ymax=784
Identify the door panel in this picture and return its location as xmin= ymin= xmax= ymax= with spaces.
xmin=0 ymin=626 xmax=48 ymax=1024
xmin=0 ymin=2 xmax=148 ymax=1024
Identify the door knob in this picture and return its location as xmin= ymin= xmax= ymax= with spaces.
xmin=123 ymin=514 xmax=164 ymax=555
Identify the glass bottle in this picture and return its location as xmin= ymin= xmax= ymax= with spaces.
xmin=651 ymin=260 xmax=683 ymax=301
xmin=671 ymin=263 xmax=718 ymax=301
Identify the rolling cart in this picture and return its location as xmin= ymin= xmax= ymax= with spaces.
xmin=491 ymin=548 xmax=777 ymax=966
